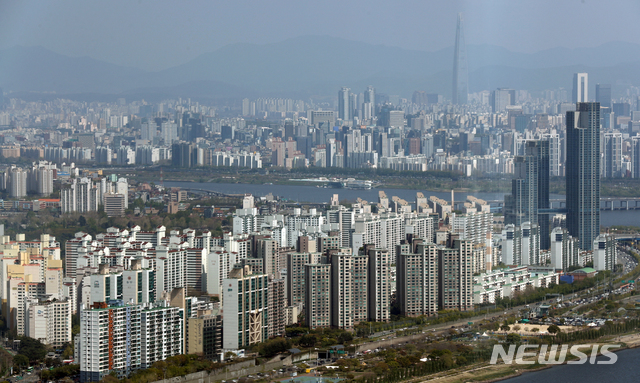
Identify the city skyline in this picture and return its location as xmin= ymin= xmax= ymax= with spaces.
xmin=0 ymin=2 xmax=638 ymax=381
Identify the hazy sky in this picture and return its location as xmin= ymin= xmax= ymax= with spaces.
xmin=2 ymin=0 xmax=640 ymax=71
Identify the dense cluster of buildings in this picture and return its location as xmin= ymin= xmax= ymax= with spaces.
xmin=0 ymin=68 xmax=638 ymax=181
xmin=0 ymin=15 xmax=624 ymax=380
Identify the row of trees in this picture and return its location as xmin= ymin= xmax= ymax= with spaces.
xmin=349 ymin=316 xmax=640 ymax=383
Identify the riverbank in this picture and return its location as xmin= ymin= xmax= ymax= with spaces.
xmin=432 ymin=333 xmax=640 ymax=383
xmin=127 ymin=166 xmax=640 ymax=198
xmin=161 ymin=180 xmax=638 ymax=227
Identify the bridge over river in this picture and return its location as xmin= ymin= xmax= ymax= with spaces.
xmin=486 ymin=197 xmax=640 ymax=212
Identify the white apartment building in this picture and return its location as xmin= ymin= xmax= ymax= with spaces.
xmin=550 ymin=227 xmax=580 ymax=271
xmin=79 ymin=301 xmax=184 ymax=382
xmin=222 ymin=266 xmax=269 ymax=350
xmin=473 ymin=266 xmax=560 ymax=304
xmin=286 ymin=252 xmax=321 ymax=307
xmin=155 ymin=245 xmax=187 ymax=300
xmin=304 ymin=263 xmax=331 ymax=329
xmin=61 ymin=177 xmax=100 ymax=213
xmin=25 ymin=299 xmax=72 ymax=347
xmin=140 ymin=304 xmax=183 ymax=368
xmin=593 ymin=234 xmax=617 ymax=271
xmin=8 ymin=280 xmax=46 ymax=336
xmin=396 ymin=242 xmax=439 ymax=316
xmin=367 ymin=248 xmax=391 ymax=322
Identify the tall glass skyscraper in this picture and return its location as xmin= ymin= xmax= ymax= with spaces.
xmin=566 ymin=102 xmax=600 ymax=251
xmin=595 ymin=83 xmax=612 ymax=109
xmin=528 ymin=141 xmax=550 ymax=250
xmin=338 ymin=87 xmax=351 ymax=121
xmin=504 ymin=140 xmax=550 ymax=249
xmin=452 ymin=13 xmax=468 ymax=105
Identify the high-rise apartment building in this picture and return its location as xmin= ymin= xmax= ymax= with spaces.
xmin=549 ymin=227 xmax=580 ymax=271
xmin=396 ymin=242 xmax=439 ymax=316
xmin=80 ymin=268 xmax=123 ymax=310
xmin=61 ymin=178 xmax=100 ymax=213
xmin=363 ymin=86 xmax=375 ymax=119
xmin=632 ymin=134 xmax=640 ymax=178
xmin=8 ymin=280 xmax=46 ymax=336
xmin=267 ymin=278 xmax=285 ymax=338
xmin=542 ymin=133 xmax=561 ymax=176
xmin=520 ymin=222 xmax=541 ymax=266
xmin=505 ymin=153 xmax=536 ymax=227
xmin=330 ymin=252 xmax=363 ymax=330
xmin=27 ymin=163 xmax=54 ymax=196
xmin=222 ymin=266 xmax=268 ymax=350
xmin=438 ymin=239 xmax=473 ymax=311
xmin=8 ymin=167 xmax=27 ymax=198
xmin=367 ymin=248 xmax=390 ymax=322
xmin=103 ymin=193 xmax=125 ymax=217
xmin=602 ymin=132 xmax=622 ymax=178
xmin=140 ymin=121 xmax=156 ymax=141
xmin=304 ymin=263 xmax=331 ymax=329
xmin=186 ymin=312 xmax=222 ymax=360
xmin=286 ymin=252 xmax=320 ymax=307
xmin=140 ymin=304 xmax=183 ymax=368
xmin=338 ymin=87 xmax=351 ymax=121
xmin=122 ymin=260 xmax=156 ymax=305
xmin=95 ymin=147 xmax=112 ymax=164
xmin=79 ymin=302 xmax=142 ymax=382
xmin=593 ymin=234 xmax=617 ymax=271
xmin=573 ymin=73 xmax=588 ymax=103
xmin=79 ymin=301 xmax=184 ymax=382
xmin=490 ymin=88 xmax=514 ymax=113
xmin=155 ymin=245 xmax=187 ymax=300
xmin=452 ymin=13 xmax=468 ymax=105
xmin=25 ymin=299 xmax=72 ymax=347
xmin=566 ymin=102 xmax=600 ymax=250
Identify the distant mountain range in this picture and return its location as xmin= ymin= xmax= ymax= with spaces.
xmin=2 ymin=36 xmax=640 ymax=101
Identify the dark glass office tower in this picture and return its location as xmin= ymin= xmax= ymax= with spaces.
xmin=504 ymin=140 xmax=550 ymax=249
xmin=595 ymin=84 xmax=612 ymax=109
xmin=527 ymin=141 xmax=550 ymax=249
xmin=566 ymin=102 xmax=600 ymax=251
xmin=452 ymin=13 xmax=468 ymax=105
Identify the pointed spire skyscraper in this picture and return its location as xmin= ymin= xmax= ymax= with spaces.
xmin=452 ymin=13 xmax=468 ymax=105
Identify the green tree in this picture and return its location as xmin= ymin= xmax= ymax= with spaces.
xmin=299 ymin=334 xmax=317 ymax=348
xmin=337 ymin=332 xmax=353 ymax=344
xmin=62 ymin=343 xmax=74 ymax=359
xmin=506 ymin=333 xmax=521 ymax=344
xmin=257 ymin=337 xmax=290 ymax=357
xmin=17 ymin=336 xmax=48 ymax=362
xmin=547 ymin=324 xmax=561 ymax=334
xmin=13 ymin=354 xmax=29 ymax=367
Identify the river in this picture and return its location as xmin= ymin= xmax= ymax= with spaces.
xmin=164 ymin=181 xmax=637 ymax=227
xmin=500 ymin=347 xmax=640 ymax=383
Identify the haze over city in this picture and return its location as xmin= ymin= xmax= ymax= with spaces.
xmin=3 ymin=0 xmax=640 ymax=99
xmin=2 ymin=2 xmax=640 ymax=383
